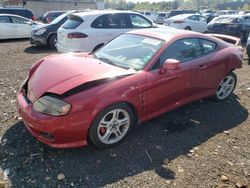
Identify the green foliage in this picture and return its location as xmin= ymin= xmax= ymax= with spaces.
xmin=104 ymin=0 xmax=250 ymax=11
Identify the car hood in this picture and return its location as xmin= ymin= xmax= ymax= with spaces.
xmin=32 ymin=23 xmax=51 ymax=31
xmin=27 ymin=53 xmax=136 ymax=102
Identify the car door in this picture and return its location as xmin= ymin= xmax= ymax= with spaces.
xmin=104 ymin=13 xmax=133 ymax=41
xmin=187 ymin=15 xmax=200 ymax=31
xmin=0 ymin=16 xmax=14 ymax=39
xmin=197 ymin=15 xmax=208 ymax=32
xmin=243 ymin=16 xmax=250 ymax=34
xmin=144 ymin=38 xmax=202 ymax=117
xmin=188 ymin=38 xmax=223 ymax=98
xmin=10 ymin=16 xmax=32 ymax=38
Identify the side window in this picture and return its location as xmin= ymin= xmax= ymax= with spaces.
xmin=198 ymin=16 xmax=207 ymax=22
xmin=199 ymin=39 xmax=217 ymax=54
xmin=153 ymin=38 xmax=202 ymax=69
xmin=11 ymin=16 xmax=28 ymax=24
xmin=244 ymin=16 xmax=250 ymax=23
xmin=91 ymin=14 xmax=132 ymax=29
xmin=0 ymin=16 xmax=11 ymax=23
xmin=189 ymin=15 xmax=198 ymax=21
xmin=129 ymin=14 xmax=152 ymax=28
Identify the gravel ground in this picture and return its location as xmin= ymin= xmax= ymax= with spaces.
xmin=0 ymin=39 xmax=250 ymax=188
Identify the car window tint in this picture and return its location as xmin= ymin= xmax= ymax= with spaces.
xmin=244 ymin=16 xmax=250 ymax=23
xmin=63 ymin=16 xmax=83 ymax=29
xmin=189 ymin=15 xmax=198 ymax=21
xmin=11 ymin=16 xmax=28 ymax=24
xmin=198 ymin=16 xmax=207 ymax=22
xmin=0 ymin=16 xmax=11 ymax=23
xmin=92 ymin=14 xmax=133 ymax=29
xmin=200 ymin=39 xmax=217 ymax=54
xmin=129 ymin=14 xmax=152 ymax=28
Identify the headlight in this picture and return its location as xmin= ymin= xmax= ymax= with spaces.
xmin=33 ymin=95 xmax=71 ymax=116
xmin=35 ymin=28 xmax=47 ymax=35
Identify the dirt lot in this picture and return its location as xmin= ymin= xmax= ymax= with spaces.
xmin=0 ymin=39 xmax=250 ymax=188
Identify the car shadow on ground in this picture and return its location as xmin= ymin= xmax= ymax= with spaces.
xmin=0 ymin=38 xmax=29 ymax=43
xmin=0 ymin=95 xmax=248 ymax=187
xmin=24 ymin=46 xmax=57 ymax=54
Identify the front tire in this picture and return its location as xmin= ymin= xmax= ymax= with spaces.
xmin=48 ymin=34 xmax=57 ymax=49
xmin=215 ymin=72 xmax=237 ymax=101
xmin=88 ymin=103 xmax=135 ymax=148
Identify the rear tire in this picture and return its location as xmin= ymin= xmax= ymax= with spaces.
xmin=215 ymin=72 xmax=237 ymax=101
xmin=48 ymin=34 xmax=57 ymax=49
xmin=88 ymin=103 xmax=135 ymax=148
xmin=185 ymin=26 xmax=191 ymax=30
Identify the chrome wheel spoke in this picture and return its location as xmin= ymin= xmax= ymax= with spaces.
xmin=103 ymin=128 xmax=112 ymax=142
xmin=97 ymin=108 xmax=131 ymax=145
xmin=216 ymin=75 xmax=235 ymax=100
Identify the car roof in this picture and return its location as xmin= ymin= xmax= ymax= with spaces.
xmin=0 ymin=7 xmax=28 ymax=10
xmin=0 ymin=13 xmax=29 ymax=19
xmin=169 ymin=13 xmax=199 ymax=19
xmin=128 ymin=28 xmax=207 ymax=42
xmin=73 ymin=10 xmax=139 ymax=18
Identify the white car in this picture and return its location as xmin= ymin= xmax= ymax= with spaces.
xmin=0 ymin=14 xmax=38 ymax=39
xmin=57 ymin=10 xmax=157 ymax=53
xmin=164 ymin=14 xmax=207 ymax=33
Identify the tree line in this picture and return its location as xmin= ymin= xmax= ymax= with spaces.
xmin=104 ymin=0 xmax=250 ymax=11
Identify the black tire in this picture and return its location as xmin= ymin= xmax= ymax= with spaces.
xmin=185 ymin=26 xmax=191 ymax=30
xmin=88 ymin=103 xmax=135 ymax=148
xmin=215 ymin=72 xmax=237 ymax=101
xmin=246 ymin=45 xmax=250 ymax=59
xmin=48 ymin=34 xmax=57 ymax=49
xmin=239 ymin=32 xmax=246 ymax=43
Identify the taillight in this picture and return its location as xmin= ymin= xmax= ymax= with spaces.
xmin=173 ymin=20 xmax=185 ymax=24
xmin=67 ymin=32 xmax=88 ymax=39
xmin=32 ymin=16 xmax=36 ymax=21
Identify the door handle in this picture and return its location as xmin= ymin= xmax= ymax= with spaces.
xmin=198 ymin=65 xmax=207 ymax=70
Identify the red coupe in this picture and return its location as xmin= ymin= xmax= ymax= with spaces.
xmin=17 ymin=28 xmax=243 ymax=148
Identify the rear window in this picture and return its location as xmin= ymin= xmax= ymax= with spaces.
xmin=62 ymin=15 xmax=83 ymax=29
xmin=158 ymin=13 xmax=166 ymax=17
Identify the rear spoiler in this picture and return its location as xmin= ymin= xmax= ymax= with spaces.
xmin=206 ymin=33 xmax=241 ymax=46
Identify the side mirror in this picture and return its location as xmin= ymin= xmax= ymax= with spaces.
xmin=160 ymin=59 xmax=181 ymax=74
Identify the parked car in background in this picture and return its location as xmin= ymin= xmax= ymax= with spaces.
xmin=246 ymin=33 xmax=250 ymax=58
xmin=167 ymin=10 xmax=201 ymax=18
xmin=141 ymin=11 xmax=156 ymax=22
xmin=0 ymin=14 xmax=39 ymax=39
xmin=31 ymin=11 xmax=74 ymax=49
xmin=207 ymin=14 xmax=250 ymax=42
xmin=214 ymin=10 xmax=237 ymax=17
xmin=17 ymin=28 xmax=243 ymax=148
xmin=56 ymin=10 xmax=158 ymax=53
xmin=203 ymin=13 xmax=215 ymax=23
xmin=155 ymin=12 xmax=168 ymax=24
xmin=41 ymin=11 xmax=66 ymax=23
xmin=164 ymin=14 xmax=207 ymax=32
xmin=0 ymin=7 xmax=34 ymax=20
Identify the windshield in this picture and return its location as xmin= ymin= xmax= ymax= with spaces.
xmin=94 ymin=34 xmax=164 ymax=71
xmin=214 ymin=17 xmax=241 ymax=24
xmin=50 ymin=12 xmax=68 ymax=24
